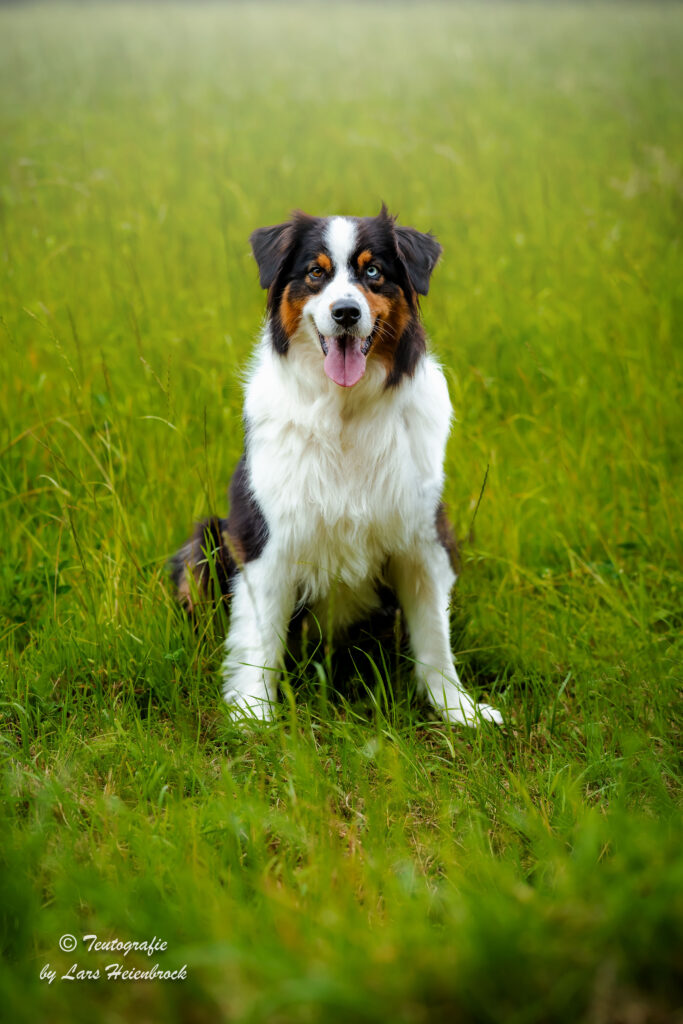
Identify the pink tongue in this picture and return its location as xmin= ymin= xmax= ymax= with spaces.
xmin=323 ymin=336 xmax=367 ymax=388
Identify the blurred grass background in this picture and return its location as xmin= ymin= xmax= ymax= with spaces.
xmin=1 ymin=3 xmax=682 ymax=1022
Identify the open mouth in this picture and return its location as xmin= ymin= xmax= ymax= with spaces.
xmin=317 ymin=327 xmax=375 ymax=388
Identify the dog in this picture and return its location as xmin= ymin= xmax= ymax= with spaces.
xmin=171 ymin=205 xmax=502 ymax=728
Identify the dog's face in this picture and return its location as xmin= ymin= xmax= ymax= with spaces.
xmin=250 ymin=206 xmax=442 ymax=388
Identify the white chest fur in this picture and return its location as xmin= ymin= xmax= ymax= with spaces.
xmin=242 ymin=337 xmax=452 ymax=621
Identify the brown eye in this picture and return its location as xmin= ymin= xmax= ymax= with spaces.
xmin=309 ymin=266 xmax=324 ymax=279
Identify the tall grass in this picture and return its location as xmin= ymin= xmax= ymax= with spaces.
xmin=1 ymin=4 xmax=681 ymax=1022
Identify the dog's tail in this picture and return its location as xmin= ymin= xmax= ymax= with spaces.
xmin=169 ymin=517 xmax=236 ymax=613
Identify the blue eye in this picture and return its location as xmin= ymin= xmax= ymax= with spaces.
xmin=366 ymin=265 xmax=380 ymax=279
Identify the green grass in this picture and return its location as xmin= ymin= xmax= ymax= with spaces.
xmin=1 ymin=3 xmax=682 ymax=1022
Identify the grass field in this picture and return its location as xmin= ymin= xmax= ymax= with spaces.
xmin=1 ymin=3 xmax=682 ymax=1022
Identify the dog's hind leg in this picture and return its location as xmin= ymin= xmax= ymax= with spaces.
xmin=170 ymin=517 xmax=235 ymax=613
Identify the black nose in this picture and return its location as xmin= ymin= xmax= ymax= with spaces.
xmin=331 ymin=299 xmax=362 ymax=330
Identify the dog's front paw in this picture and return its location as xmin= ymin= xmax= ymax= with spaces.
xmin=223 ymin=687 xmax=277 ymax=724
xmin=439 ymin=691 xmax=503 ymax=728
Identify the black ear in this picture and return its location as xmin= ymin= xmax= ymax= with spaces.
xmin=394 ymin=225 xmax=443 ymax=296
xmin=249 ymin=221 xmax=293 ymax=290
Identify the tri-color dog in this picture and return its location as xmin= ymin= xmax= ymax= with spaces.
xmin=171 ymin=206 xmax=502 ymax=727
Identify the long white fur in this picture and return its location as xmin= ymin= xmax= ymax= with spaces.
xmin=222 ymin=218 xmax=502 ymax=727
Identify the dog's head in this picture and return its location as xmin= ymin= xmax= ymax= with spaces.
xmin=249 ymin=205 xmax=442 ymax=388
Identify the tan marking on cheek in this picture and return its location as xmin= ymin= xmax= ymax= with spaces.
xmin=280 ymin=283 xmax=306 ymax=337
xmin=367 ymin=293 xmax=391 ymax=321
xmin=357 ymin=249 xmax=373 ymax=269
xmin=357 ymin=283 xmax=391 ymax=321
xmin=317 ymin=253 xmax=332 ymax=272
xmin=366 ymin=291 xmax=413 ymax=374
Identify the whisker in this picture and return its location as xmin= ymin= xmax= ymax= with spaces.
xmin=370 ymin=319 xmax=394 ymax=344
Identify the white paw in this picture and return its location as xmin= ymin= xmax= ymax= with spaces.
xmin=223 ymin=688 xmax=277 ymax=724
xmin=438 ymin=692 xmax=503 ymax=728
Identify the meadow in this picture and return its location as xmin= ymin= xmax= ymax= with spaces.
xmin=1 ymin=3 xmax=682 ymax=1021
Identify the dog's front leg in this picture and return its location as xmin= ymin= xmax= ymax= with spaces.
xmin=221 ymin=548 xmax=295 ymax=722
xmin=390 ymin=543 xmax=502 ymax=727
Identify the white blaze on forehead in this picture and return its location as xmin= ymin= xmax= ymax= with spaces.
xmin=324 ymin=217 xmax=357 ymax=273
xmin=306 ymin=215 xmax=373 ymax=351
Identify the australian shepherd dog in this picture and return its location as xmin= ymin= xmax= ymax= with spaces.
xmin=171 ymin=205 xmax=502 ymax=728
